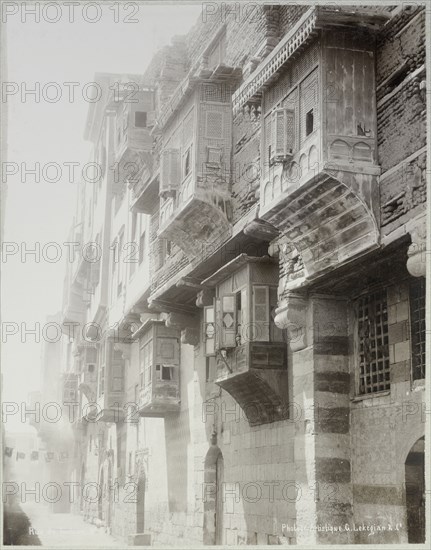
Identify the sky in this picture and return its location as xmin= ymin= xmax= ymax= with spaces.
xmin=1 ymin=2 xmax=202 ymax=431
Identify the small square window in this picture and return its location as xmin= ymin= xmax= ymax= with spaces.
xmin=207 ymin=146 xmax=222 ymax=166
xmin=306 ymin=109 xmax=314 ymax=136
xmin=162 ymin=366 xmax=174 ymax=381
xmin=135 ymin=111 xmax=147 ymax=128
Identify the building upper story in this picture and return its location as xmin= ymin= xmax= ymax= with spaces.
xmin=125 ymin=4 xmax=426 ymax=312
xmin=58 ymin=3 xmax=426 ymax=424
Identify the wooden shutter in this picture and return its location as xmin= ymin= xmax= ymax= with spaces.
xmin=285 ymin=109 xmax=295 ymax=154
xmin=156 ymin=336 xmax=179 ymax=366
xmin=160 ymin=149 xmax=180 ymax=197
xmin=220 ymin=294 xmax=236 ymax=349
xmin=252 ymin=286 xmax=270 ymax=342
xmin=111 ymin=364 xmax=124 ymax=392
xmin=271 ymin=108 xmax=295 ymax=162
xmin=214 ymin=297 xmax=221 ymax=351
xmin=263 ymin=115 xmax=272 ymax=173
xmin=240 ymin=288 xmax=248 ymax=344
xmin=204 ymin=306 xmax=216 ymax=356
xmin=272 ymin=108 xmax=285 ymax=159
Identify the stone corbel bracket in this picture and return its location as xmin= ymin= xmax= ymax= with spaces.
xmin=406 ymin=214 xmax=427 ymax=278
xmin=196 ymin=288 xmax=215 ymax=308
xmin=165 ymin=312 xmax=200 ymax=346
xmin=274 ymin=291 xmax=308 ymax=352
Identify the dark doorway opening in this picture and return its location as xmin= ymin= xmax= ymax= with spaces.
xmin=405 ymin=436 xmax=425 ymax=543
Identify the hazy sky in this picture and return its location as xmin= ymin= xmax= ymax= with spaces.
xmin=2 ymin=2 xmax=202 ymax=430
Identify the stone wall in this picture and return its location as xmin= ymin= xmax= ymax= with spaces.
xmin=376 ymin=6 xmax=426 ymax=235
xmin=232 ymin=110 xmax=261 ymax=224
xmin=350 ymin=279 xmax=425 ymax=544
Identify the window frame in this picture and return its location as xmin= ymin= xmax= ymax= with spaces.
xmin=215 ymin=281 xmax=283 ymax=350
xmin=409 ymin=278 xmax=426 ymax=382
xmin=355 ymin=287 xmax=390 ymax=396
xmin=134 ymin=110 xmax=147 ymax=129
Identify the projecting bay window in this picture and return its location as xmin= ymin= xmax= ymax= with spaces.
xmin=136 ymin=320 xmax=180 ymax=415
xmin=159 ymin=149 xmax=181 ymax=199
xmin=357 ymin=289 xmax=390 ymax=395
xmin=111 ymin=349 xmax=125 ymax=393
xmin=262 ymin=67 xmax=319 ymax=176
xmin=62 ymin=375 xmax=78 ymax=403
xmin=410 ymin=278 xmax=426 ymax=381
xmin=201 ymin=256 xmax=288 ymax=425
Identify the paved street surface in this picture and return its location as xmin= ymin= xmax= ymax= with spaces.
xmin=7 ymin=503 xmax=122 ymax=547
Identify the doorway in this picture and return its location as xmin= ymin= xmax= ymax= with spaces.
xmin=215 ymin=452 xmax=224 ymax=545
xmin=405 ymin=436 xmax=425 ymax=543
xmin=203 ymin=446 xmax=224 ymax=545
xmin=80 ymin=463 xmax=85 ymax=513
xmin=98 ymin=467 xmax=104 ymax=521
xmin=136 ymin=474 xmax=146 ymax=532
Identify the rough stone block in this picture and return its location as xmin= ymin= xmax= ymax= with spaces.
xmin=315 ymin=372 xmax=350 ymax=394
xmin=387 ymin=285 xmax=401 ymax=306
xmin=394 ymin=341 xmax=410 ymax=363
xmin=315 ymin=457 xmax=351 ymax=484
xmin=390 ymin=361 xmax=410 ymax=383
xmin=396 ymin=300 xmax=409 ymax=322
xmin=128 ymin=533 xmax=152 ymax=546
xmin=388 ymin=320 xmax=409 ymax=344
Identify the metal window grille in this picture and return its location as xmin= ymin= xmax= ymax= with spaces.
xmin=410 ymin=278 xmax=426 ymax=381
xmin=358 ymin=289 xmax=390 ymax=395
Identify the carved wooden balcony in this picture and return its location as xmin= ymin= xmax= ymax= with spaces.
xmin=76 ymin=346 xmax=98 ymax=420
xmin=95 ymin=342 xmax=126 ymax=423
xmin=157 ymin=77 xmax=241 ymax=258
xmin=132 ymin=319 xmax=181 ymax=417
xmin=112 ymin=89 xmax=155 ymax=193
xmin=61 ymin=281 xmax=86 ymax=327
xmin=62 ymin=373 xmax=78 ymax=405
xmin=232 ymin=6 xmax=390 ymax=283
xmin=129 ymin=152 xmax=160 ymax=214
xmin=202 ymin=255 xmax=289 ymax=426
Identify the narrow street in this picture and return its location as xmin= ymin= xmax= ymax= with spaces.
xmin=6 ymin=502 xmax=122 ymax=547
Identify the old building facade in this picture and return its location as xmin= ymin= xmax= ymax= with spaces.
xmin=53 ymin=4 xmax=427 ymax=546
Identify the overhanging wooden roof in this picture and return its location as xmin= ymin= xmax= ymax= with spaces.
xmin=232 ymin=5 xmax=391 ymax=113
xmin=201 ymin=254 xmax=276 ymax=288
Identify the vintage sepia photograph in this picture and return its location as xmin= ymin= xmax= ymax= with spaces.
xmin=0 ymin=0 xmax=429 ymax=547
